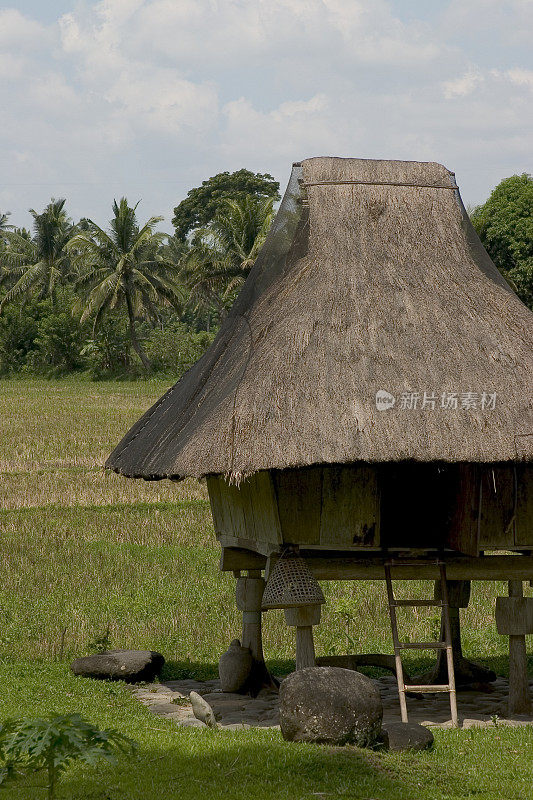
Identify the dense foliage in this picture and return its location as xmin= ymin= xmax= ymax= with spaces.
xmin=0 ymin=174 xmax=274 ymax=377
xmin=471 ymin=174 xmax=533 ymax=309
xmin=172 ymin=169 xmax=279 ymax=241
xmin=0 ymin=170 xmax=530 ymax=379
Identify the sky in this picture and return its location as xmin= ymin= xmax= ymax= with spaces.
xmin=1 ymin=0 xmax=532 ymax=232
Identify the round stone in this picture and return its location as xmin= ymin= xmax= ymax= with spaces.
xmin=279 ymin=666 xmax=382 ymax=747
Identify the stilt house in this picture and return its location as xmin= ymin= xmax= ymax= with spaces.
xmin=107 ymin=158 xmax=533 ymax=722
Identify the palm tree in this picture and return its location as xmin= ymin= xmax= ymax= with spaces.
xmin=181 ymin=195 xmax=274 ymax=319
xmin=67 ymin=198 xmax=182 ymax=370
xmin=0 ymin=211 xmax=12 ymax=232
xmin=0 ymin=199 xmax=72 ymax=310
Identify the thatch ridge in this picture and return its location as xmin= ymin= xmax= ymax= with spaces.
xmin=107 ymin=157 xmax=533 ymax=480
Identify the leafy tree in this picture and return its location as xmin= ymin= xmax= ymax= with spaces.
xmin=172 ymin=168 xmax=279 ymax=241
xmin=32 ymin=310 xmax=85 ymax=375
xmin=212 ymin=195 xmax=275 ymax=277
xmin=0 ymin=199 xmax=72 ymax=310
xmin=181 ymin=195 xmax=274 ymax=318
xmin=0 ymin=713 xmax=135 ymax=800
xmin=67 ymin=198 xmax=182 ymax=370
xmin=0 ymin=299 xmax=40 ymax=373
xmin=471 ymin=174 xmax=533 ymax=308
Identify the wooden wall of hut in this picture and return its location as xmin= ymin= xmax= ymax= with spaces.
xmin=207 ymin=464 xmax=533 ymax=558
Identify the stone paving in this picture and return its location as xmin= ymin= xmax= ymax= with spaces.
xmin=132 ymin=675 xmax=533 ymax=730
xmin=133 ymin=679 xmax=280 ymax=729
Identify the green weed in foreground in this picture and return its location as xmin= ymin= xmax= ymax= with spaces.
xmin=0 ymin=713 xmax=136 ymax=800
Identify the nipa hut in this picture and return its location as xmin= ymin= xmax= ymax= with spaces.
xmin=107 ymin=157 xmax=533 ymax=725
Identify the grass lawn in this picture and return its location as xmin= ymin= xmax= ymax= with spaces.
xmin=1 ymin=376 xmax=533 ymax=799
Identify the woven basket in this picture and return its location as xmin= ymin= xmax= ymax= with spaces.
xmin=262 ymin=553 xmax=325 ymax=610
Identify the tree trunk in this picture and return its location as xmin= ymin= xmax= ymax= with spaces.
xmin=125 ymin=292 xmax=151 ymax=371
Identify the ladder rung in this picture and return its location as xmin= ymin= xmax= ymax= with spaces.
xmin=392 ymin=599 xmax=443 ymax=607
xmin=403 ymin=684 xmax=451 ymax=693
xmin=398 ymin=641 xmax=448 ymax=650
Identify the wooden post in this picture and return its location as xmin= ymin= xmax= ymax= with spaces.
xmin=295 ymin=627 xmax=316 ymax=669
xmin=432 ymin=580 xmax=468 ymax=679
xmin=508 ymin=580 xmax=531 ymax=716
xmin=235 ymin=570 xmax=265 ymax=663
xmin=284 ymin=605 xmax=321 ymax=670
xmin=418 ymin=580 xmax=496 ymax=686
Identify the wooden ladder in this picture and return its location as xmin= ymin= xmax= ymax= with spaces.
xmin=384 ymin=559 xmax=458 ymax=727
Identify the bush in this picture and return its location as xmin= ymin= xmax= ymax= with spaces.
xmin=81 ymin=316 xmax=131 ymax=379
xmin=31 ymin=312 xmax=85 ymax=375
xmin=145 ymin=320 xmax=215 ymax=377
xmin=0 ymin=302 xmax=40 ymax=374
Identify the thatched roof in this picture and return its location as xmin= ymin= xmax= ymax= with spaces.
xmin=107 ymin=157 xmax=533 ymax=480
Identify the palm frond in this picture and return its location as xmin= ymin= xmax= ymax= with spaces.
xmin=0 ymin=261 xmax=48 ymax=309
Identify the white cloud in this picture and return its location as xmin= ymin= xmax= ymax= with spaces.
xmin=221 ymin=94 xmax=351 ymax=160
xmin=130 ymin=0 xmax=443 ymax=68
xmin=106 ymin=69 xmax=218 ymax=135
xmin=0 ymin=9 xmax=50 ymax=49
xmin=442 ymin=70 xmax=484 ymax=99
xmin=441 ymin=0 xmax=533 ymax=46
xmin=59 ymin=6 xmax=218 ymax=137
xmin=0 ymin=0 xmax=531 ymax=230
xmin=506 ymin=68 xmax=533 ymax=90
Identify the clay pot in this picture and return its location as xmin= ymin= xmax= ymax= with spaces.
xmin=218 ymin=639 xmax=253 ymax=693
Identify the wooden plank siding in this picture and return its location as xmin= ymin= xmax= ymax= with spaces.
xmin=478 ymin=467 xmax=516 ymax=549
xmin=207 ymin=473 xmax=282 ymax=549
xmin=446 ymin=465 xmax=479 ymax=557
xmin=515 ymin=466 xmax=533 ymax=548
xmin=208 ymin=465 xmax=533 ymax=557
xmin=209 ymin=466 xmax=380 ymax=550
xmin=273 ymin=467 xmax=323 ymax=545
xmin=319 ymin=465 xmax=380 ymax=546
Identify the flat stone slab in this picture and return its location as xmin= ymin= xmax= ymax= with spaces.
xmin=132 ymin=676 xmax=533 ymax=730
xmin=72 ymin=650 xmax=164 ymax=683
